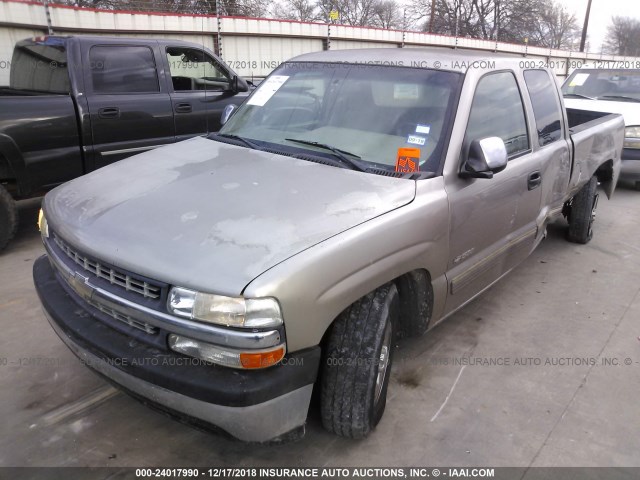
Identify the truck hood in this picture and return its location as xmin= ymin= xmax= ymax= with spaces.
xmin=45 ymin=137 xmax=416 ymax=295
xmin=564 ymin=98 xmax=640 ymax=126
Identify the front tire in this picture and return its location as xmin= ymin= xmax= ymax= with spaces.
xmin=567 ymin=176 xmax=598 ymax=244
xmin=0 ymin=184 xmax=18 ymax=252
xmin=321 ymin=284 xmax=398 ymax=439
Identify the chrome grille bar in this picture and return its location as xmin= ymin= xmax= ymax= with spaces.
xmin=53 ymin=234 xmax=161 ymax=300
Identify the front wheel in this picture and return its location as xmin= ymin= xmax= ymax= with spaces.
xmin=321 ymin=284 xmax=398 ymax=439
xmin=567 ymin=176 xmax=598 ymax=244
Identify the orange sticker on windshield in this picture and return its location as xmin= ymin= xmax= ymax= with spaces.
xmin=395 ymin=148 xmax=420 ymax=173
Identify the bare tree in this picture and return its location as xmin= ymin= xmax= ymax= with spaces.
xmin=60 ymin=0 xmax=273 ymax=16
xmin=273 ymin=0 xmax=321 ymax=21
xmin=372 ymin=0 xmax=404 ymax=29
xmin=316 ymin=0 xmax=379 ymax=26
xmin=406 ymin=0 xmax=497 ymax=38
xmin=218 ymin=0 xmax=272 ymax=17
xmin=527 ymin=1 xmax=579 ymax=49
xmin=603 ymin=16 xmax=640 ymax=56
xmin=406 ymin=0 xmax=579 ymax=48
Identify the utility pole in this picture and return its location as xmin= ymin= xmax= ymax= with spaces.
xmin=402 ymin=9 xmax=406 ymax=47
xmin=215 ymin=0 xmax=222 ymax=59
xmin=579 ymin=0 xmax=593 ymax=52
xmin=43 ymin=0 xmax=53 ymax=35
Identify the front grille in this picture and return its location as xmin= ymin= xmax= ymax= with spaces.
xmin=86 ymin=297 xmax=158 ymax=334
xmin=53 ymin=234 xmax=161 ymax=300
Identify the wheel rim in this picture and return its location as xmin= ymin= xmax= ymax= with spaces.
xmin=374 ymin=322 xmax=392 ymax=406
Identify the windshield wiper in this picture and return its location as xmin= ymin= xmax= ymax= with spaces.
xmin=285 ymin=138 xmax=367 ymax=172
xmin=598 ymin=95 xmax=640 ymax=103
xmin=563 ymin=93 xmax=596 ymax=100
xmin=214 ymin=133 xmax=261 ymax=150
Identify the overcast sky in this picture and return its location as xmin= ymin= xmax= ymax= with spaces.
xmin=557 ymin=0 xmax=640 ymax=53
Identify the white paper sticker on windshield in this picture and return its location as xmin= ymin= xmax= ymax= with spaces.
xmin=416 ymin=124 xmax=431 ymax=134
xmin=407 ymin=135 xmax=426 ymax=146
xmin=394 ymin=83 xmax=420 ymax=100
xmin=569 ymin=73 xmax=589 ymax=87
xmin=247 ymin=75 xmax=289 ymax=106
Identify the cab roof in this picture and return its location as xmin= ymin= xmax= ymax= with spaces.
xmin=289 ymin=47 xmax=524 ymax=74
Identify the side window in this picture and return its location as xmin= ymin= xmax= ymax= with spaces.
xmin=10 ymin=43 xmax=70 ymax=93
xmin=90 ymin=46 xmax=159 ymax=94
xmin=465 ymin=72 xmax=529 ymax=157
xmin=166 ymin=47 xmax=231 ymax=91
xmin=524 ymin=70 xmax=563 ymax=147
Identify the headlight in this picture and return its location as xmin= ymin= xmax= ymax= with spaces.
xmin=168 ymin=286 xmax=283 ymax=328
xmin=37 ymin=208 xmax=49 ymax=238
xmin=624 ymin=126 xmax=640 ymax=149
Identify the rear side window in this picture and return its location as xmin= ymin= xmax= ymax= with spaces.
xmin=90 ymin=46 xmax=159 ymax=94
xmin=10 ymin=41 xmax=70 ymax=93
xmin=524 ymin=70 xmax=563 ymax=146
xmin=465 ymin=72 xmax=529 ymax=157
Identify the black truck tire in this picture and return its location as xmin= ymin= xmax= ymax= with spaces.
xmin=0 ymin=185 xmax=18 ymax=252
xmin=567 ymin=175 xmax=598 ymax=244
xmin=321 ymin=283 xmax=398 ymax=439
xmin=396 ymin=270 xmax=433 ymax=338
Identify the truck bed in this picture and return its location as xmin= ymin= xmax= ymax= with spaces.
xmin=0 ymin=87 xmax=68 ymax=97
xmin=0 ymin=95 xmax=83 ymax=194
xmin=567 ymin=108 xmax=624 ymax=199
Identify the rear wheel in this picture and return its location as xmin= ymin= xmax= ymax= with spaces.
xmin=635 ymin=181 xmax=640 ymax=191
xmin=567 ymin=176 xmax=598 ymax=244
xmin=0 ymin=184 xmax=18 ymax=252
xmin=321 ymin=284 xmax=398 ymax=438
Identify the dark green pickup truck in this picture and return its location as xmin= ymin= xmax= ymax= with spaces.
xmin=0 ymin=35 xmax=250 ymax=251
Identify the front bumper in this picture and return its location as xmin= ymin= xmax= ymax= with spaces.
xmin=621 ymin=148 xmax=640 ymax=181
xmin=33 ymin=256 xmax=320 ymax=442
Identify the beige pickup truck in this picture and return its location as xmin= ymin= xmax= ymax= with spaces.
xmin=34 ymin=48 xmax=623 ymax=442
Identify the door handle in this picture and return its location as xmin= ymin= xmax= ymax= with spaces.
xmin=98 ymin=107 xmax=120 ymax=119
xmin=174 ymin=103 xmax=192 ymax=113
xmin=528 ymin=171 xmax=542 ymax=190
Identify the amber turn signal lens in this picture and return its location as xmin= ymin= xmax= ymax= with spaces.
xmin=240 ymin=347 xmax=285 ymax=369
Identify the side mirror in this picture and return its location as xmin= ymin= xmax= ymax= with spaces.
xmin=230 ymin=75 xmax=249 ymax=93
xmin=221 ymin=104 xmax=237 ymax=125
xmin=460 ymin=137 xmax=508 ymax=179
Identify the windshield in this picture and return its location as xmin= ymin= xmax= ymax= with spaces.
xmin=220 ymin=62 xmax=462 ymax=174
xmin=562 ymin=69 xmax=640 ymax=102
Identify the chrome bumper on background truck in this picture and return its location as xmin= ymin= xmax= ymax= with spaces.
xmin=33 ymin=256 xmax=320 ymax=442
xmin=621 ymin=148 xmax=640 ymax=181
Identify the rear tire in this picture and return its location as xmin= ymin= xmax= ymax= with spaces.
xmin=321 ymin=284 xmax=398 ymax=439
xmin=0 ymin=184 xmax=18 ymax=252
xmin=635 ymin=181 xmax=640 ymax=191
xmin=567 ymin=176 xmax=598 ymax=244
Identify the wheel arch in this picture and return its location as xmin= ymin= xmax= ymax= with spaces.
xmin=319 ymin=268 xmax=434 ymax=350
xmin=594 ymin=158 xmax=616 ymax=199
xmin=0 ymin=135 xmax=28 ymax=197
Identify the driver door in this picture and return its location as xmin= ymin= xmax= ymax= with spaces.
xmin=164 ymin=46 xmax=237 ymax=139
xmin=443 ymin=71 xmax=542 ymax=315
